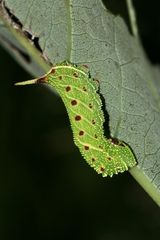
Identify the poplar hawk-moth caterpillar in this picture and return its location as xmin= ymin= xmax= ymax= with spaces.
xmin=15 ymin=62 xmax=136 ymax=177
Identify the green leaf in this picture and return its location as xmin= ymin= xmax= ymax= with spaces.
xmin=0 ymin=0 xmax=160 ymax=206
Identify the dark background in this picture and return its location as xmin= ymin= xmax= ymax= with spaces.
xmin=0 ymin=1 xmax=160 ymax=239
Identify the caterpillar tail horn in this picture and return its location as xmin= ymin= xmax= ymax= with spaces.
xmin=15 ymin=75 xmax=48 ymax=86
xmin=15 ymin=79 xmax=37 ymax=86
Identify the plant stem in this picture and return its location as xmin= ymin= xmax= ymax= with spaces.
xmin=126 ymin=0 xmax=138 ymax=37
xmin=130 ymin=167 xmax=160 ymax=207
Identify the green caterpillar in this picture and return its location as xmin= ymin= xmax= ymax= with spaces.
xmin=15 ymin=62 xmax=136 ymax=177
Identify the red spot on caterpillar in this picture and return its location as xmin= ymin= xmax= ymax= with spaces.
xmin=83 ymin=87 xmax=87 ymax=92
xmin=111 ymin=138 xmax=119 ymax=145
xmin=66 ymin=86 xmax=71 ymax=92
xmin=89 ymin=103 xmax=93 ymax=109
xmin=50 ymin=68 xmax=56 ymax=74
xmin=84 ymin=146 xmax=89 ymax=150
xmin=71 ymin=100 xmax=77 ymax=106
xmin=75 ymin=115 xmax=81 ymax=121
xmin=92 ymin=120 xmax=96 ymax=125
xmin=79 ymin=130 xmax=84 ymax=136
xmin=110 ymin=138 xmax=125 ymax=147
xmin=73 ymin=72 xmax=78 ymax=78
xmin=37 ymin=77 xmax=47 ymax=84
xmin=58 ymin=76 xmax=62 ymax=80
xmin=100 ymin=167 xmax=105 ymax=172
